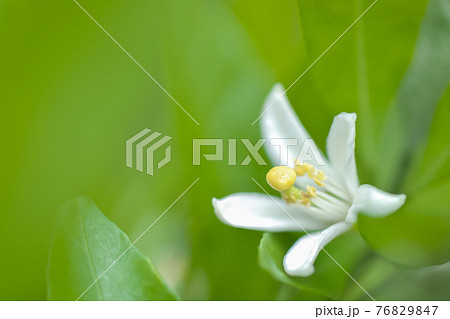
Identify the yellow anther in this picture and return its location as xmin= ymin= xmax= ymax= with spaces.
xmin=294 ymin=162 xmax=314 ymax=176
xmin=294 ymin=164 xmax=306 ymax=176
xmin=305 ymin=185 xmax=317 ymax=198
xmin=313 ymin=177 xmax=325 ymax=187
xmin=280 ymin=185 xmax=314 ymax=206
xmin=266 ymin=166 xmax=297 ymax=191
xmin=299 ymin=192 xmax=311 ymax=206
xmin=295 ymin=160 xmax=327 ymax=187
xmin=316 ymin=170 xmax=326 ymax=181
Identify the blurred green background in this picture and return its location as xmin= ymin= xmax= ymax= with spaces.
xmin=1 ymin=0 xmax=449 ymax=300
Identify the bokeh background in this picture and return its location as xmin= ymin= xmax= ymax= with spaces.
xmin=1 ymin=0 xmax=449 ymax=300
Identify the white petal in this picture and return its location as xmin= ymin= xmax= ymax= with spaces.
xmin=346 ymin=184 xmax=407 ymax=223
xmin=212 ymin=193 xmax=334 ymax=232
xmin=326 ymin=112 xmax=359 ymax=194
xmin=283 ymin=222 xmax=351 ymax=277
xmin=261 ymin=84 xmax=313 ymax=168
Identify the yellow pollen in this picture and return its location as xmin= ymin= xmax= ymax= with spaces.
xmin=266 ymin=166 xmax=297 ymax=191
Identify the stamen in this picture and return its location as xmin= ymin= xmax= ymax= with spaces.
xmin=294 ymin=161 xmax=327 ymax=187
xmin=298 ymin=193 xmax=311 ymax=206
xmin=286 ymin=162 xmax=351 ymax=217
xmin=280 ymin=185 xmax=317 ymax=206
xmin=316 ymin=170 xmax=326 ymax=181
xmin=313 ymin=177 xmax=325 ymax=187
xmin=294 ymin=161 xmax=314 ymax=176
xmin=306 ymin=185 xmax=317 ymax=198
xmin=266 ymin=166 xmax=297 ymax=191
xmin=281 ymin=186 xmax=302 ymax=204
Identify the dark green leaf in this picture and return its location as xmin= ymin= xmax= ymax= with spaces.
xmin=47 ymin=196 xmax=177 ymax=300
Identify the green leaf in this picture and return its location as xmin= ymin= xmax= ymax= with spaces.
xmin=359 ymin=0 xmax=450 ymax=268
xmin=359 ymin=181 xmax=450 ymax=267
xmin=47 ymin=196 xmax=178 ymax=301
xmin=0 ymin=0 xmax=278 ymax=300
xmin=258 ymin=231 xmax=368 ymax=300
xmin=402 ymin=91 xmax=450 ymax=195
xmin=378 ymin=0 xmax=450 ymax=191
xmin=343 ymin=252 xmax=450 ymax=300
xmin=296 ymin=0 xmax=428 ymax=182
xmin=372 ymin=262 xmax=450 ymax=300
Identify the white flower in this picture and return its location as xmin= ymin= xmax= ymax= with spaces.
xmin=212 ymin=83 xmax=406 ymax=277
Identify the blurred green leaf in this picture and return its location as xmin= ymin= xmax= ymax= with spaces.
xmin=296 ymin=0 xmax=428 ymax=182
xmin=359 ymin=0 xmax=450 ymax=268
xmin=1 ymin=0 xmax=448 ymax=301
xmin=378 ymin=0 xmax=450 ymax=191
xmin=359 ymin=181 xmax=450 ymax=268
xmin=402 ymin=91 xmax=450 ymax=195
xmin=0 ymin=0 xmax=174 ymax=299
xmin=258 ymin=231 xmax=368 ymax=300
xmin=154 ymin=0 xmax=287 ymax=300
xmin=226 ymin=0 xmax=304 ymax=80
xmin=372 ymin=262 xmax=450 ymax=300
xmin=345 ymin=254 xmax=450 ymax=300
xmin=47 ymin=196 xmax=177 ymax=300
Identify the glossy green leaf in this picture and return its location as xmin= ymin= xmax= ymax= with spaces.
xmin=47 ymin=196 xmax=177 ymax=300
xmin=378 ymin=0 xmax=450 ymax=190
xmin=258 ymin=231 xmax=368 ymax=300
xmin=359 ymin=0 xmax=450 ymax=268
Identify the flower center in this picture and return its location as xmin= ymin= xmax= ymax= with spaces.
xmin=266 ymin=161 xmax=352 ymax=216
xmin=266 ymin=164 xmax=325 ymax=206
xmin=266 ymin=162 xmax=351 ymax=222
